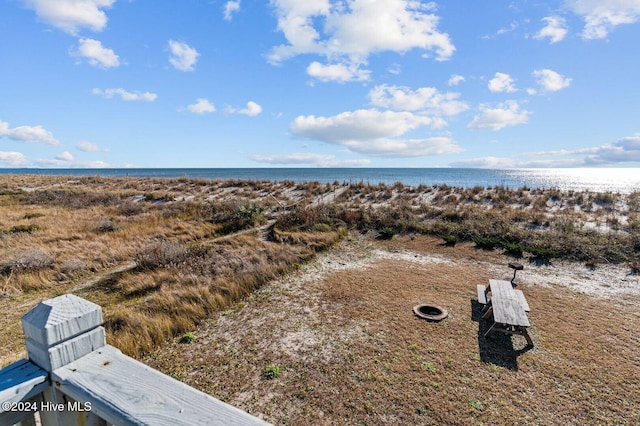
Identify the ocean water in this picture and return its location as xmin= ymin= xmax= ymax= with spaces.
xmin=1 ymin=168 xmax=639 ymax=194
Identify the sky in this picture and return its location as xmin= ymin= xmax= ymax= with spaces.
xmin=1 ymin=0 xmax=640 ymax=169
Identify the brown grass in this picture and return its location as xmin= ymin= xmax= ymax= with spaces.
xmin=1 ymin=175 xmax=639 ymax=424
xmin=144 ymin=236 xmax=640 ymax=425
xmin=0 ymin=175 xmax=343 ymax=364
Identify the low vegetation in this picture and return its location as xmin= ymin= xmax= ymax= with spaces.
xmin=144 ymin=236 xmax=640 ymax=425
xmin=0 ymin=175 xmax=640 ymax=370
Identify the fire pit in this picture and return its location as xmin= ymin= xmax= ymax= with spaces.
xmin=413 ymin=304 xmax=448 ymax=322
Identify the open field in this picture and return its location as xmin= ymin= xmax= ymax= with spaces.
xmin=145 ymin=235 xmax=640 ymax=425
xmin=1 ymin=175 xmax=639 ymax=424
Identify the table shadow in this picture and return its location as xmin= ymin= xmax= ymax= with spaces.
xmin=470 ymin=300 xmax=532 ymax=371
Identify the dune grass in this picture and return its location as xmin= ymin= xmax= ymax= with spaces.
xmin=1 ymin=174 xmax=638 ymax=364
xmin=0 ymin=175 xmax=343 ymax=362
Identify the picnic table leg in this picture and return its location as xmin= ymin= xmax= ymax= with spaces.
xmin=520 ymin=327 xmax=534 ymax=347
xmin=484 ymin=322 xmax=498 ymax=338
xmin=482 ymin=306 xmax=493 ymax=319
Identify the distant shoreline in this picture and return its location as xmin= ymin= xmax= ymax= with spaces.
xmin=1 ymin=167 xmax=639 ymax=193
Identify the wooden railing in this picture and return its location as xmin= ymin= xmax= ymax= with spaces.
xmin=0 ymin=294 xmax=268 ymax=425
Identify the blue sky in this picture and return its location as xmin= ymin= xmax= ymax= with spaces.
xmin=1 ymin=0 xmax=640 ymax=168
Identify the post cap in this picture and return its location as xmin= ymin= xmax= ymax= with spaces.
xmin=21 ymin=294 xmax=103 ymax=348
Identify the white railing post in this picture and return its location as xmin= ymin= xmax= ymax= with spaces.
xmin=21 ymin=294 xmax=108 ymax=426
xmin=3 ymin=294 xmax=269 ymax=425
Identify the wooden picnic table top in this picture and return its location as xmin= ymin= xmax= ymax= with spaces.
xmin=487 ymin=280 xmax=530 ymax=327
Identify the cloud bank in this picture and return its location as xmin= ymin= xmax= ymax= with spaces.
xmin=250 ymin=152 xmax=370 ymax=167
xmin=268 ymin=0 xmax=455 ymax=82
xmin=290 ymin=109 xmax=462 ymax=157
xmin=451 ymin=133 xmax=640 ymax=168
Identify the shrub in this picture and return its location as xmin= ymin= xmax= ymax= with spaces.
xmin=18 ymin=189 xmax=122 ymax=209
xmin=117 ymin=201 xmax=146 ymax=216
xmin=472 ymin=236 xmax=500 ymax=250
xmin=263 ymin=365 xmax=281 ymax=379
xmin=2 ymin=248 xmax=54 ymax=274
xmin=503 ymin=242 xmax=524 ymax=258
xmin=378 ymin=227 xmax=397 ymax=240
xmin=594 ymin=192 xmax=616 ymax=205
xmin=9 ymin=224 xmax=39 ymax=234
xmin=144 ymin=192 xmax=173 ymax=202
xmin=528 ymin=245 xmax=558 ymax=261
xmin=23 ymin=212 xmax=44 ymax=219
xmin=95 ymin=218 xmax=117 ymax=233
xmin=60 ymin=259 xmax=88 ymax=277
xmin=208 ymin=201 xmax=265 ymax=234
xmin=441 ymin=234 xmax=459 ymax=246
xmin=135 ymin=241 xmax=188 ymax=270
xmin=180 ymin=332 xmax=196 ymax=344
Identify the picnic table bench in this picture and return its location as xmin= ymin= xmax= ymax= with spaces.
xmin=477 ymin=279 xmax=533 ymax=347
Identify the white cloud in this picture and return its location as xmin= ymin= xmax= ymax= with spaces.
xmin=448 ymin=74 xmax=465 ymax=86
xmin=251 ymin=152 xmax=334 ymax=165
xmin=566 ymin=0 xmax=640 ymax=39
xmin=0 ymin=151 xmax=29 ymax=167
xmin=450 ymin=156 xmax=521 ymax=169
xmin=168 ymin=40 xmax=199 ymax=72
xmin=388 ymin=63 xmax=402 ymax=75
xmin=268 ymin=0 xmax=455 ymax=82
xmin=497 ymin=22 xmax=518 ymax=36
xmin=72 ymin=38 xmax=120 ymax=68
xmin=482 ymin=21 xmax=519 ymax=40
xmin=224 ymin=1 xmax=241 ymax=21
xmin=290 ymin=109 xmax=462 ymax=157
xmin=0 ymin=120 xmax=59 ymax=145
xmin=92 ymin=88 xmax=157 ymax=101
xmin=488 ymin=72 xmax=516 ymax=93
xmin=584 ymin=132 xmax=640 ymax=164
xmin=35 ymin=158 xmax=110 ymax=168
xmin=534 ymin=16 xmax=568 ymax=43
xmin=306 ymin=61 xmax=371 ymax=83
xmin=187 ymin=98 xmax=216 ymax=114
xmin=451 ymin=133 xmax=640 ymax=168
xmin=250 ymin=152 xmax=371 ymax=167
xmin=35 ymin=150 xmax=111 ymax=168
xmin=467 ymin=101 xmax=531 ymax=131
xmin=368 ymin=84 xmax=469 ymax=116
xmin=291 ymin=109 xmax=439 ymax=141
xmin=23 ymin=0 xmax=115 ymax=34
xmin=239 ymin=101 xmax=263 ymax=116
xmin=450 ymin=156 xmax=584 ymax=168
xmin=56 ymin=151 xmax=74 ymax=162
xmin=337 ymin=137 xmax=463 ymax=157
xmin=76 ymin=141 xmax=108 ymax=152
xmin=226 ymin=101 xmax=263 ymax=116
xmin=533 ymin=69 xmax=572 ymax=92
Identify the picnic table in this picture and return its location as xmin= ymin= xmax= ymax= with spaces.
xmin=478 ymin=279 xmax=533 ymax=347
